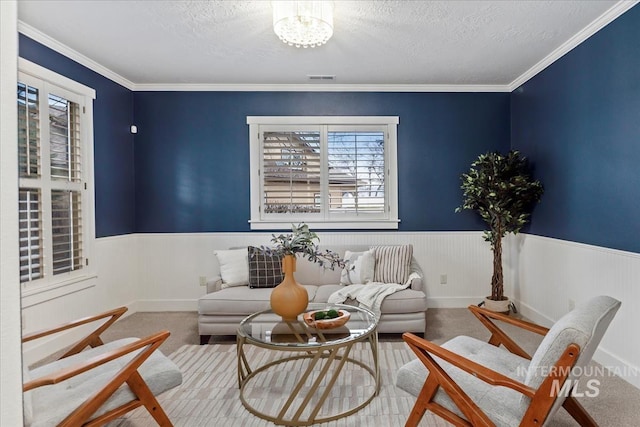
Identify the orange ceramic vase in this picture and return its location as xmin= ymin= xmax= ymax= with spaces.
xmin=270 ymin=255 xmax=309 ymax=321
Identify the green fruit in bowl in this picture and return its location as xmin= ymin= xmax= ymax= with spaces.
xmin=314 ymin=311 xmax=327 ymax=320
xmin=326 ymin=309 xmax=339 ymax=319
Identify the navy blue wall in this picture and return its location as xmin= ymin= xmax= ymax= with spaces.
xmin=133 ymin=91 xmax=510 ymax=232
xmin=511 ymin=5 xmax=640 ymax=253
xmin=19 ymin=35 xmax=135 ymax=238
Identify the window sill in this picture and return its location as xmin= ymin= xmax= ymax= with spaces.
xmin=21 ymin=273 xmax=98 ymax=308
xmin=249 ymin=220 xmax=400 ymax=230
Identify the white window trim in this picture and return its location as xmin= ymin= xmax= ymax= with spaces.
xmin=18 ymin=58 xmax=97 ymax=304
xmin=248 ymin=116 xmax=399 ymax=230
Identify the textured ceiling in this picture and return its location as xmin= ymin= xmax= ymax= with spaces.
xmin=17 ymin=0 xmax=623 ymax=87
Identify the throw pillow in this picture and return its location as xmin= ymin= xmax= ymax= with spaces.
xmin=340 ymin=250 xmax=375 ymax=285
xmin=248 ymin=246 xmax=284 ymax=288
xmin=214 ymin=249 xmax=249 ymax=288
xmin=371 ymin=244 xmax=413 ymax=284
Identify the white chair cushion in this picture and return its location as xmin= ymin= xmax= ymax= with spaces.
xmin=26 ymin=338 xmax=182 ymax=427
xmin=397 ymin=335 xmax=531 ymax=427
xmin=523 ymin=295 xmax=621 ymax=414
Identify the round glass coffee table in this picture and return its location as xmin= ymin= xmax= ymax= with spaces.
xmin=237 ymin=303 xmax=379 ymax=426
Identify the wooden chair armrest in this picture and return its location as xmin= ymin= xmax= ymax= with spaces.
xmin=403 ymin=332 xmax=536 ymax=398
xmin=23 ymin=307 xmax=127 ymax=343
xmin=469 ymin=305 xmax=550 ymax=335
xmin=468 ymin=305 xmax=549 ymax=359
xmin=22 ymin=307 xmax=127 ymax=359
xmin=23 ymin=330 xmax=170 ymax=392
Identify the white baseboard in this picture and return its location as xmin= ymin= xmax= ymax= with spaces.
xmin=516 ymin=300 xmax=556 ymax=327
xmin=593 ymin=347 xmax=640 ymax=389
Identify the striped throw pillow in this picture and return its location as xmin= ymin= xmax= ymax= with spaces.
xmin=371 ymin=245 xmax=413 ymax=284
xmin=248 ymin=246 xmax=284 ymax=288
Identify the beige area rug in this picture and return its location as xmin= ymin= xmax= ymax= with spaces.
xmin=111 ymin=341 xmax=450 ymax=426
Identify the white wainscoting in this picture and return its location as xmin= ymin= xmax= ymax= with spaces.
xmin=514 ymin=234 xmax=640 ymax=388
xmin=134 ymin=231 xmax=500 ymax=311
xmin=22 ymin=234 xmax=139 ymax=364
xmin=21 ymin=230 xmax=638 ymax=389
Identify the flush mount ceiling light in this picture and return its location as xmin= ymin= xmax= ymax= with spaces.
xmin=272 ymin=1 xmax=334 ymax=48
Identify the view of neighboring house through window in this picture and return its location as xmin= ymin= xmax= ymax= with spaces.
xmin=248 ymin=116 xmax=399 ymax=230
xmin=17 ymin=60 xmax=95 ymax=292
xmin=328 ymin=129 xmax=386 ymax=215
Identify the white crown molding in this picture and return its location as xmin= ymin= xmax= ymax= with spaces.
xmin=131 ymin=83 xmax=511 ymax=92
xmin=18 ymin=1 xmax=638 ymax=94
xmin=17 ymin=20 xmax=135 ymax=91
xmin=508 ymin=0 xmax=639 ymax=91
xmin=15 ymin=22 xmax=510 ymax=92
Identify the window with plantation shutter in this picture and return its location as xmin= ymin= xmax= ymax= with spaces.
xmin=18 ymin=59 xmax=95 ymax=295
xmin=51 ymin=190 xmax=83 ymax=275
xmin=19 ymin=189 xmax=43 ymax=283
xmin=263 ymin=130 xmax=321 ymax=214
xmin=18 ymin=82 xmax=40 ymax=178
xmin=328 ymin=129 xmax=386 ymax=215
xmin=248 ymin=117 xmax=399 ymax=230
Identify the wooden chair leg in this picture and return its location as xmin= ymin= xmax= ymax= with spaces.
xmin=563 ymin=396 xmax=598 ymax=427
xmin=404 ymin=334 xmax=494 ymax=427
xmin=127 ymin=371 xmax=174 ymax=426
xmin=58 ymin=333 xmax=168 ymax=426
xmin=406 ymin=375 xmax=438 ymax=427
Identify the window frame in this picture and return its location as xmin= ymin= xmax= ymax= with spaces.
xmin=248 ymin=116 xmax=399 ymax=230
xmin=18 ymin=58 xmax=97 ymax=303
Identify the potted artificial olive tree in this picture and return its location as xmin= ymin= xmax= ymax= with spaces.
xmin=456 ymin=150 xmax=543 ymax=312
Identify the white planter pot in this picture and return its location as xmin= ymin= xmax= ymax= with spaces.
xmin=483 ymin=297 xmax=511 ymax=313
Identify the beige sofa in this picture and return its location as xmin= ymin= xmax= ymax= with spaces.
xmin=198 ymin=245 xmax=427 ymax=344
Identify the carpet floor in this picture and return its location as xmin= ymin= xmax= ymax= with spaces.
xmin=109 ymin=341 xmax=449 ymax=426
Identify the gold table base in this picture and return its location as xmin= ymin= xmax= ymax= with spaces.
xmin=237 ymin=325 xmax=379 ymax=426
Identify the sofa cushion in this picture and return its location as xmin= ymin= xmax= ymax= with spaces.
xmin=248 ymin=246 xmax=284 ymax=288
xmin=314 ymin=285 xmax=426 ymax=314
xmin=371 ymin=245 xmax=413 ymax=284
xmin=214 ymin=249 xmax=249 ymax=288
xmin=340 ymin=250 xmax=375 ymax=285
xmin=377 ymin=288 xmax=427 ymax=314
xmin=199 ymin=285 xmax=319 ymax=315
xmin=27 ymin=338 xmax=182 ymax=427
xmin=313 ymin=284 xmax=343 ymax=303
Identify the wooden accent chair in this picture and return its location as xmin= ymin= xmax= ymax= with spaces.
xmin=22 ymin=307 xmax=182 ymax=426
xmin=396 ymin=295 xmax=621 ymax=427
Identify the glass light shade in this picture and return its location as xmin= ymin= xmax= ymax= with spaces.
xmin=272 ymin=1 xmax=334 ymax=48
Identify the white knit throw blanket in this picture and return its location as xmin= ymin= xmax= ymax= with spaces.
xmin=327 ymin=282 xmax=410 ymax=317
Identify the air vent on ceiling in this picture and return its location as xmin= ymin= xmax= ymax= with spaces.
xmin=307 ymin=74 xmax=336 ymax=82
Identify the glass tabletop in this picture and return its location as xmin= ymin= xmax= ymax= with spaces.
xmin=238 ymin=303 xmax=378 ymax=348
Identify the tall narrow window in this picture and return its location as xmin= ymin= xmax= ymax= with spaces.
xmin=18 ymin=59 xmax=95 ymax=292
xmin=248 ymin=117 xmax=399 ymax=230
xmin=18 ymin=189 xmax=42 ymax=283
xmin=17 ymin=82 xmax=40 ymax=178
